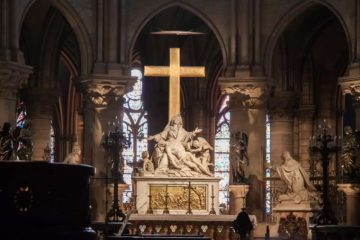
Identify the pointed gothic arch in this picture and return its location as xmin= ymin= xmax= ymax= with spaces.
xmin=264 ymin=1 xmax=352 ymax=77
xmin=19 ymin=0 xmax=93 ymax=75
xmin=128 ymin=1 xmax=227 ymax=68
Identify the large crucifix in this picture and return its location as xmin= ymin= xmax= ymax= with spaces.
xmin=144 ymin=48 xmax=205 ymax=121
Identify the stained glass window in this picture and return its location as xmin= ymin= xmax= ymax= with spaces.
xmin=122 ymin=69 xmax=148 ymax=203
xmin=265 ymin=114 xmax=271 ymax=215
xmin=214 ymin=95 xmax=230 ymax=208
xmin=16 ymin=100 xmax=26 ymax=128
xmin=49 ymin=120 xmax=55 ymax=162
xmin=15 ymin=99 xmax=27 ymax=160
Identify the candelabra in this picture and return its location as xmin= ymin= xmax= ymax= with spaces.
xmin=102 ymin=117 xmax=130 ymax=222
xmin=309 ymin=119 xmax=341 ymax=225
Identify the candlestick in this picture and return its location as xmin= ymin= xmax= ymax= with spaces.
xmin=209 ymin=185 xmax=216 ymax=215
xmin=163 ymin=185 xmax=169 ymax=214
xmin=186 ymin=181 xmax=193 ymax=215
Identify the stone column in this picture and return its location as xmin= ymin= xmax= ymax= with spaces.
xmin=228 ymin=184 xmax=250 ymax=214
xmin=26 ymin=88 xmax=60 ymax=160
xmin=298 ymin=104 xmax=315 ymax=171
xmin=82 ymin=73 xmax=135 ymax=221
xmin=219 ymin=76 xmax=267 ymax=219
xmin=337 ymin=183 xmax=360 ymax=225
xmin=0 ymin=61 xmax=31 ymax=126
xmin=267 ymin=92 xmax=298 ymax=166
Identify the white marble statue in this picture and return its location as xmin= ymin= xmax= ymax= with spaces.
xmin=273 ymin=151 xmax=319 ymax=204
xmin=63 ymin=142 xmax=81 ymax=164
xmin=142 ymin=151 xmax=154 ymax=174
xmin=148 ymin=115 xmax=213 ymax=177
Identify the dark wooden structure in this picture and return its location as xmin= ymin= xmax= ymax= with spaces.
xmin=0 ymin=161 xmax=96 ymax=240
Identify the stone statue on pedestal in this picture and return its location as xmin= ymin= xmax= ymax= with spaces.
xmin=63 ymin=142 xmax=81 ymax=164
xmin=147 ymin=115 xmax=212 ymax=177
xmin=230 ymin=131 xmax=249 ymax=184
xmin=275 ymin=151 xmax=319 ymax=204
xmin=142 ymin=151 xmax=154 ymax=174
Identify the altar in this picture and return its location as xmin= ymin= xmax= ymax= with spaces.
xmin=134 ymin=176 xmax=221 ymax=215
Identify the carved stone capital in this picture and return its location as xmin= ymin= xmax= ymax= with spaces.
xmin=337 ymin=183 xmax=360 ymax=196
xmin=338 ymin=74 xmax=360 ymax=103
xmin=229 ymin=184 xmax=250 ymax=199
xmin=81 ymin=74 xmax=136 ymax=108
xmin=0 ymin=61 xmax=32 ymax=99
xmin=219 ymin=76 xmax=268 ymax=109
xmin=267 ymin=93 xmax=298 ymax=119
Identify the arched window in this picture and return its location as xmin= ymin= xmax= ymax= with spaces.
xmin=122 ymin=69 xmax=148 ymax=203
xmin=214 ymin=95 xmax=230 ymax=208
xmin=265 ymin=114 xmax=271 ymax=216
xmin=49 ymin=120 xmax=55 ymax=162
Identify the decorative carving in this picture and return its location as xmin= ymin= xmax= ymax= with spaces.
xmin=225 ymin=86 xmax=266 ymax=108
xmin=201 ymin=225 xmax=208 ymax=233
xmin=150 ymin=185 xmax=206 ymax=210
xmin=0 ymin=61 xmax=31 ymax=99
xmin=267 ymin=94 xmax=298 ymax=119
xmin=82 ymin=74 xmax=135 ymax=107
xmin=86 ymin=83 xmax=125 ymax=106
xmin=278 ymin=212 xmax=307 ymax=240
xmin=170 ymin=224 xmax=177 ymax=233
xmin=341 ymin=83 xmax=360 ymax=105
xmin=337 ymin=183 xmax=360 ymax=196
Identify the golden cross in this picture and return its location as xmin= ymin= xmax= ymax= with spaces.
xmin=144 ymin=48 xmax=205 ymax=120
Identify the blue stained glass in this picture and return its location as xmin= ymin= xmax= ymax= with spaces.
xmin=214 ymin=95 xmax=231 ymax=212
xmin=218 ymin=191 xmax=229 ymax=205
xmin=129 ymin=99 xmax=142 ymax=110
xmin=123 ymin=173 xmax=132 ymax=185
xmin=214 ymin=140 xmax=230 ymax=153
xmin=214 ymin=154 xmax=230 ymax=171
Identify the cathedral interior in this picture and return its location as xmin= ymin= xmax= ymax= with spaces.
xmin=0 ymin=0 xmax=360 ymax=239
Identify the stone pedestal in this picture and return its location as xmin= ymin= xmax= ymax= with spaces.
xmin=337 ymin=183 xmax=360 ymax=225
xmin=271 ymin=200 xmax=320 ymax=239
xmin=228 ymin=184 xmax=250 ymax=214
xmin=134 ymin=176 xmax=221 ymax=215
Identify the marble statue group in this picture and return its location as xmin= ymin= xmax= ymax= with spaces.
xmin=146 ymin=115 xmax=213 ymax=177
